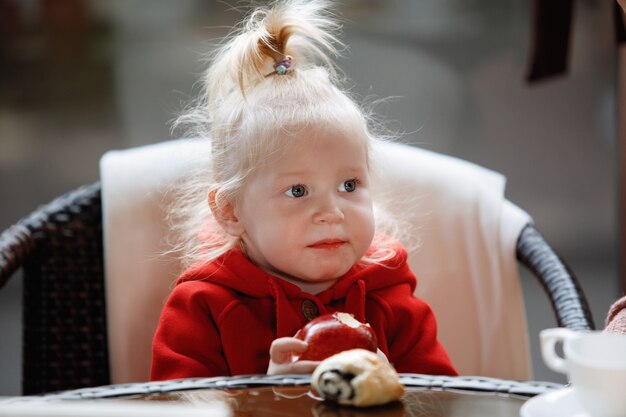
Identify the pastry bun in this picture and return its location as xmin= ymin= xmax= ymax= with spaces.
xmin=311 ymin=348 xmax=404 ymax=407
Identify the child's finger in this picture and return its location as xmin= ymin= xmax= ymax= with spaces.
xmin=376 ymin=348 xmax=389 ymax=363
xmin=269 ymin=338 xmax=307 ymax=362
xmin=289 ymin=360 xmax=321 ymax=374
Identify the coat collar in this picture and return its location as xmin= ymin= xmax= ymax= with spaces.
xmin=176 ymin=241 xmax=413 ymax=336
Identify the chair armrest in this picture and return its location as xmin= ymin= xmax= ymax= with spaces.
xmin=0 ymin=221 xmax=35 ymax=288
xmin=0 ymin=183 xmax=102 ymax=287
xmin=516 ymin=224 xmax=595 ymax=330
xmin=0 ymin=183 xmax=109 ymax=394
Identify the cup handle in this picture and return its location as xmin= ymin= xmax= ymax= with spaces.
xmin=540 ymin=328 xmax=576 ymax=374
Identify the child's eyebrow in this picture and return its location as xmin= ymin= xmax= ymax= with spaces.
xmin=338 ymin=166 xmax=369 ymax=175
xmin=273 ymin=170 xmax=311 ymax=179
xmin=275 ymin=166 xmax=366 ymax=178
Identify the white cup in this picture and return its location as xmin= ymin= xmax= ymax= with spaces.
xmin=540 ymin=328 xmax=626 ymax=417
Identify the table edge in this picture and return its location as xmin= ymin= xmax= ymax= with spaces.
xmin=1 ymin=374 xmax=564 ymax=404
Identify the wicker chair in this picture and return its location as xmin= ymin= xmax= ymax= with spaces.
xmin=0 ymin=183 xmax=107 ymax=395
xmin=0 ymin=151 xmax=595 ymax=395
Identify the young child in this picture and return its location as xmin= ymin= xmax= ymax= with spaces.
xmin=150 ymin=0 xmax=457 ymax=380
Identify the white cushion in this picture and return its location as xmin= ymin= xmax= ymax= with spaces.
xmin=101 ymin=139 xmax=531 ymax=383
xmin=373 ymin=142 xmax=531 ymax=379
xmin=101 ymin=139 xmax=208 ymax=383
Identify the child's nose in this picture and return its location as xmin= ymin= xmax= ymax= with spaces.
xmin=313 ymin=198 xmax=345 ymax=224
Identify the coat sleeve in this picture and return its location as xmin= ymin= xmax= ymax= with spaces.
xmin=150 ymin=282 xmax=229 ymax=380
xmin=387 ymin=293 xmax=458 ymax=376
xmin=375 ymin=261 xmax=457 ymax=376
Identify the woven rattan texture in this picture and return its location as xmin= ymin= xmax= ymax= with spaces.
xmin=0 ymin=222 xmax=34 ymax=288
xmin=517 ymin=224 xmax=595 ymax=330
xmin=0 ymin=183 xmax=110 ymax=395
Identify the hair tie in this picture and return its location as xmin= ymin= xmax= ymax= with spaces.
xmin=272 ymin=55 xmax=293 ymax=75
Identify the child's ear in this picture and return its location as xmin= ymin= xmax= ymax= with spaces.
xmin=208 ymin=190 xmax=245 ymax=237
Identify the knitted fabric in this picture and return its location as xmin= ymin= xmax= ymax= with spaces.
xmin=604 ymin=295 xmax=626 ymax=334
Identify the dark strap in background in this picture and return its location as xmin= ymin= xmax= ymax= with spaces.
xmin=615 ymin=2 xmax=626 ymax=44
xmin=527 ymin=0 xmax=626 ymax=82
xmin=526 ymin=0 xmax=574 ymax=82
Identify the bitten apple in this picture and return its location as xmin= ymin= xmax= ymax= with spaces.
xmin=292 ymin=312 xmax=378 ymax=361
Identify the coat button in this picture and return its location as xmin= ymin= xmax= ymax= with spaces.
xmin=301 ymin=299 xmax=319 ymax=321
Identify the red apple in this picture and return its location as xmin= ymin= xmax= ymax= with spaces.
xmin=291 ymin=312 xmax=378 ymax=362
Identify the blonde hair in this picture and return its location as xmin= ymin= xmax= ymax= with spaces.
xmin=170 ymin=0 xmax=404 ymax=269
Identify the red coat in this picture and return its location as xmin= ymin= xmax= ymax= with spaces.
xmin=151 ymin=242 xmax=457 ymax=380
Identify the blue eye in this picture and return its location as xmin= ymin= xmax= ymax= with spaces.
xmin=338 ymin=179 xmax=357 ymax=193
xmin=285 ymin=184 xmax=308 ymax=198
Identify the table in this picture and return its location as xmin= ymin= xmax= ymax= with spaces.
xmin=0 ymin=375 xmax=563 ymax=417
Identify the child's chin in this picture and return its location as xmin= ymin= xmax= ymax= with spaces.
xmin=305 ymin=265 xmax=352 ymax=282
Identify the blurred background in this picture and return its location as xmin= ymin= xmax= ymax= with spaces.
xmin=0 ymin=0 xmax=620 ymax=394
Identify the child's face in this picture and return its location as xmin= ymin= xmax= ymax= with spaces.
xmin=233 ymin=127 xmax=375 ymax=289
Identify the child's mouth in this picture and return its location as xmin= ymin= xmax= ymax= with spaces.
xmin=308 ymin=239 xmax=347 ymax=250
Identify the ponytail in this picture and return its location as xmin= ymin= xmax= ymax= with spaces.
xmin=205 ymin=0 xmax=343 ymax=112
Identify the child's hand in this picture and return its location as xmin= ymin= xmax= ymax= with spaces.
xmin=267 ymin=337 xmax=321 ymax=375
xmin=377 ymin=348 xmax=390 ymax=364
